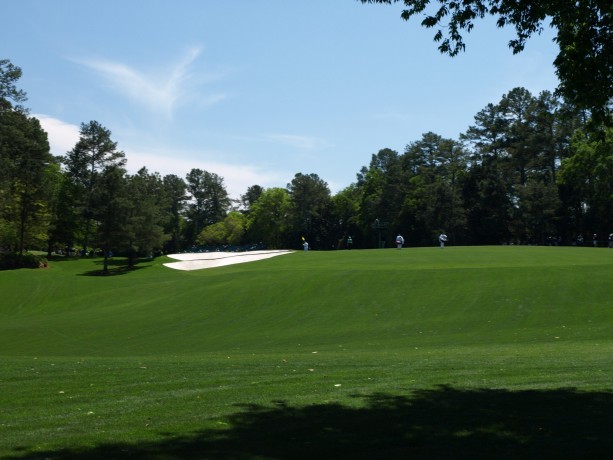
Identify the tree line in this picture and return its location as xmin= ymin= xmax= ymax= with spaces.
xmin=2 ymin=59 xmax=613 ymax=271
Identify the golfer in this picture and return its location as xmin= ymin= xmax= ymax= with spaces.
xmin=439 ymin=232 xmax=448 ymax=248
xmin=395 ymin=234 xmax=404 ymax=249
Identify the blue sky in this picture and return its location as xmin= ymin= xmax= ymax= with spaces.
xmin=2 ymin=1 xmax=559 ymax=199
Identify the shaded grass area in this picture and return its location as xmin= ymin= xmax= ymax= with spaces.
xmin=5 ymin=385 xmax=613 ymax=459
xmin=1 ymin=246 xmax=613 ymax=457
xmin=2 ymin=343 xmax=612 ymax=459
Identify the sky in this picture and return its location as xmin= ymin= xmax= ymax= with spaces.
xmin=2 ymin=0 xmax=560 ymax=199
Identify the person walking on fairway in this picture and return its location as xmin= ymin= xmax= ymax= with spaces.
xmin=303 ymin=240 xmax=309 ymax=251
xmin=438 ymin=232 xmax=448 ymax=248
xmin=395 ymin=234 xmax=404 ymax=249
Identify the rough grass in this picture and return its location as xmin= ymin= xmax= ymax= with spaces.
xmin=1 ymin=246 xmax=613 ymax=458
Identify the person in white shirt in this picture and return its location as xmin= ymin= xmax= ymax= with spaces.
xmin=395 ymin=234 xmax=404 ymax=249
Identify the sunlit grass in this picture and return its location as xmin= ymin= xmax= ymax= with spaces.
xmin=2 ymin=246 xmax=613 ymax=458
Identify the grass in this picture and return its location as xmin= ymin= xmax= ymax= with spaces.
xmin=1 ymin=246 xmax=613 ymax=458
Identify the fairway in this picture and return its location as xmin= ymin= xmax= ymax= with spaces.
xmin=2 ymin=246 xmax=613 ymax=458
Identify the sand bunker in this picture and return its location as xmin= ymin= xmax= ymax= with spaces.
xmin=164 ymin=250 xmax=293 ymax=271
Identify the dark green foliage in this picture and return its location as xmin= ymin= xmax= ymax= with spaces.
xmin=332 ymin=184 xmax=362 ymax=247
xmin=0 ymin=252 xmax=47 ymax=270
xmin=0 ymin=59 xmax=28 ymax=111
xmin=0 ymin=104 xmax=54 ymax=254
xmin=161 ymin=174 xmax=188 ymax=253
xmin=558 ymin=126 xmax=613 ymax=238
xmin=197 ymin=211 xmax=246 ymax=246
xmin=246 ymin=187 xmax=291 ymax=248
xmin=91 ymin=165 xmax=130 ymax=274
xmin=240 ymin=184 xmax=264 ymax=212
xmin=184 ymin=168 xmax=231 ymax=243
xmin=121 ymin=168 xmax=168 ymax=265
xmin=2 ymin=57 xmax=612 ymax=252
xmin=287 ymin=173 xmax=334 ymax=249
xmin=62 ymin=121 xmax=126 ymax=253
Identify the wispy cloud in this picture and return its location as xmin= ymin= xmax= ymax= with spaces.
xmin=73 ymin=47 xmax=224 ymax=118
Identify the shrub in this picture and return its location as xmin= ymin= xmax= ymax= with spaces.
xmin=0 ymin=253 xmax=48 ymax=270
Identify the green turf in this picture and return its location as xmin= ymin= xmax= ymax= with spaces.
xmin=1 ymin=246 xmax=613 ymax=458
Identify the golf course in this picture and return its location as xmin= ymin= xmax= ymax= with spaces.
xmin=2 ymin=246 xmax=613 ymax=459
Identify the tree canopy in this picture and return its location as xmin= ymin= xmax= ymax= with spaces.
xmin=3 ymin=54 xmax=613 ymax=263
xmin=0 ymin=59 xmax=28 ymax=111
xmin=359 ymin=0 xmax=613 ymax=124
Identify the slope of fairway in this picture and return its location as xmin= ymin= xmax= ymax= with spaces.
xmin=2 ymin=246 xmax=613 ymax=459
xmin=1 ymin=246 xmax=612 ymax=356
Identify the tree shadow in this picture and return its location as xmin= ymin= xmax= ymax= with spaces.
xmin=78 ymin=258 xmax=153 ymax=276
xmin=6 ymin=385 xmax=613 ymax=459
xmin=43 ymin=254 xmax=155 ymax=276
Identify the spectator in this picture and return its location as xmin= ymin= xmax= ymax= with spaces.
xmin=395 ymin=234 xmax=404 ymax=249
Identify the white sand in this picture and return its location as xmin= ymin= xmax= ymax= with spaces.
xmin=164 ymin=250 xmax=293 ymax=271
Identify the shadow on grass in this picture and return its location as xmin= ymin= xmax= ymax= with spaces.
xmin=78 ymin=258 xmax=153 ymax=277
xmin=6 ymin=385 xmax=613 ymax=459
xmin=46 ymin=256 xmax=148 ymax=276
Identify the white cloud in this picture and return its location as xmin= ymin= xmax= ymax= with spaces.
xmin=38 ymin=114 xmax=290 ymax=200
xmin=35 ymin=114 xmax=286 ymax=198
xmin=72 ymin=47 xmax=220 ymax=118
xmin=126 ymin=149 xmax=287 ymax=199
xmin=35 ymin=114 xmax=80 ymax=155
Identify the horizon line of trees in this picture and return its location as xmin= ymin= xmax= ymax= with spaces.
xmin=2 ymin=59 xmax=613 ymax=271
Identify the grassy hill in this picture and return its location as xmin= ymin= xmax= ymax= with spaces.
xmin=2 ymin=246 xmax=613 ymax=458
